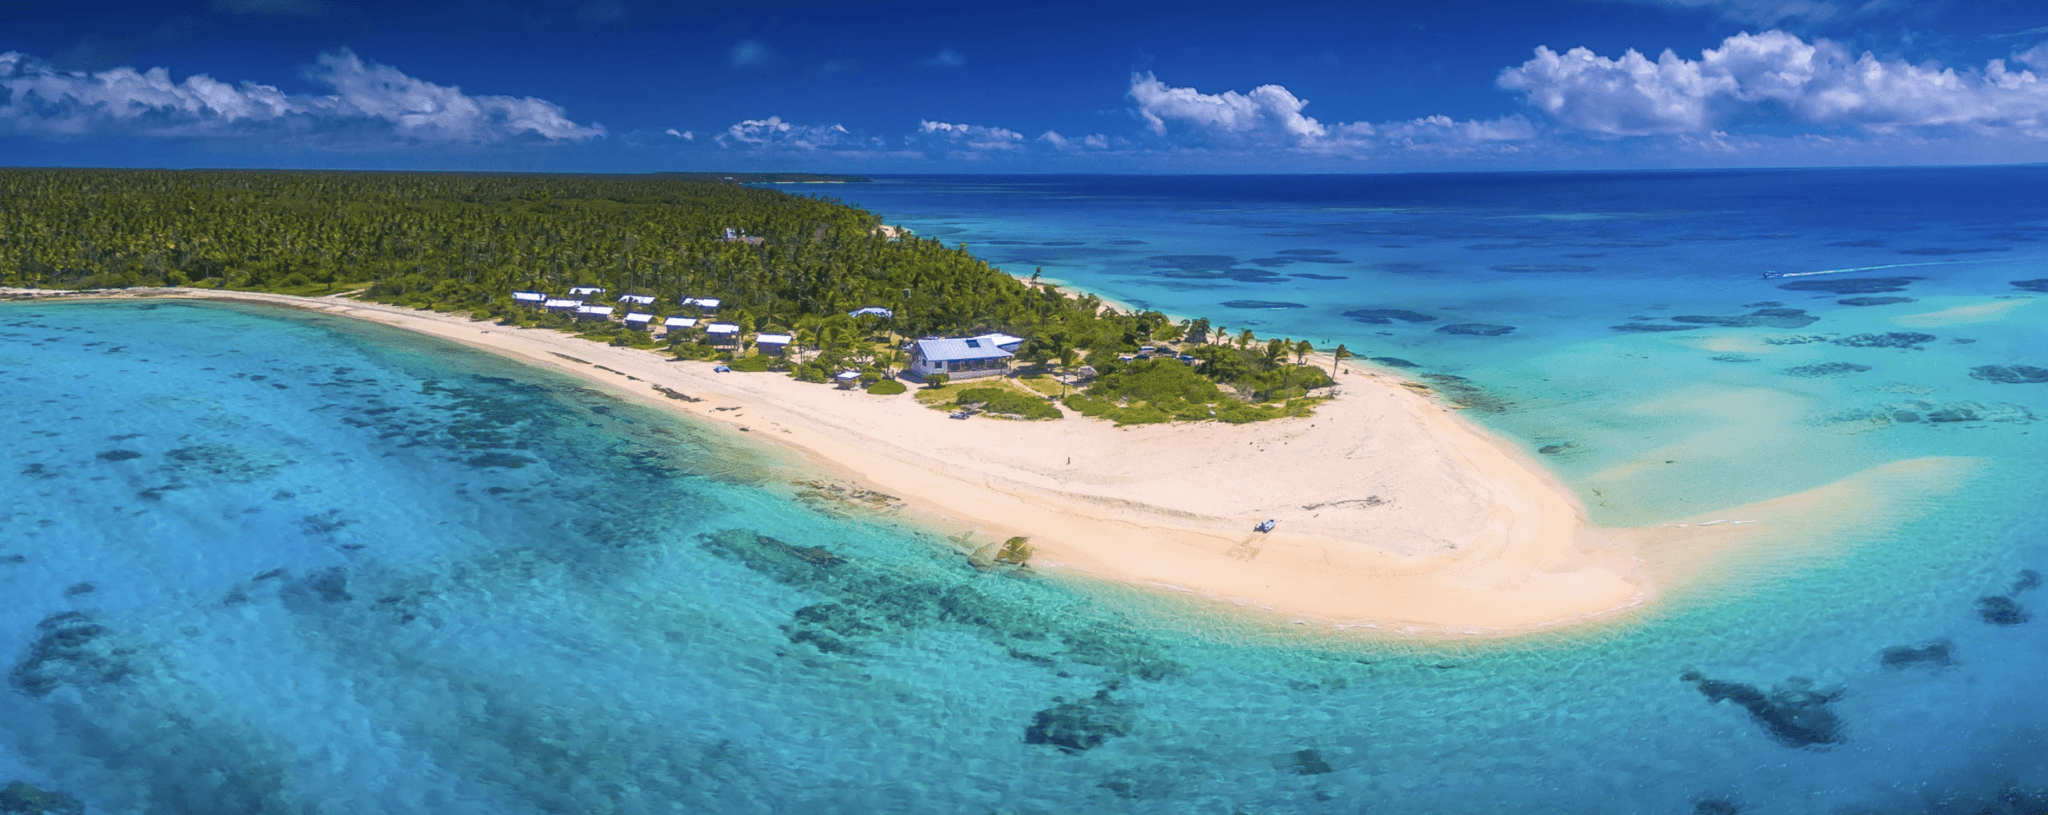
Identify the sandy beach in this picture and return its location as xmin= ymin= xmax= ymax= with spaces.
xmin=7 ymin=287 xmax=1655 ymax=632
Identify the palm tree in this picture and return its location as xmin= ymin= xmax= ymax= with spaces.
xmin=1294 ymin=339 xmax=1313 ymax=366
xmin=1238 ymin=328 xmax=1255 ymax=349
xmin=1058 ymin=347 xmax=1081 ymax=398
xmin=1331 ymin=344 xmax=1351 ymax=376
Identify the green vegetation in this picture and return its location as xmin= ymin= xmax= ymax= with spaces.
xmin=866 ymin=380 xmax=907 ymax=395
xmin=726 ymin=353 xmax=775 ymax=372
xmin=0 ymin=168 xmax=1335 ymax=424
xmin=922 ymin=373 xmax=951 ymax=389
xmin=1063 ymin=358 xmax=1321 ymax=426
xmin=951 ymin=386 xmax=1063 ymax=420
xmin=996 ymin=536 xmax=1034 ymax=566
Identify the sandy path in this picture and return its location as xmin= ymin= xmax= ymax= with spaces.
xmin=7 ymin=288 xmax=1650 ymax=633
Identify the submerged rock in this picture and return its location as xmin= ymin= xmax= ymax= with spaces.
xmin=1970 ymin=365 xmax=2048 ymax=384
xmin=1782 ymin=362 xmax=1872 ymax=378
xmin=1978 ymin=596 xmax=2031 ymax=626
xmin=1024 ymin=686 xmax=1132 ymax=753
xmin=2012 ymin=279 xmax=2048 ymax=292
xmin=1778 ymin=277 xmax=1918 ymax=294
xmin=1710 ymin=355 xmax=1758 ymax=363
xmin=1832 ymin=332 xmax=1937 ymax=349
xmin=1537 ymin=442 xmax=1576 ymax=455
xmin=1837 ymin=296 xmax=1916 ymax=306
xmin=1420 ymin=374 xmax=1513 ymax=412
xmin=95 ymin=449 xmax=142 ymax=462
xmin=1366 ymin=356 xmax=1418 ymax=369
xmin=8 ymin=612 xmax=137 ymax=697
xmin=0 ymin=781 xmax=85 ymax=815
xmin=1490 ymin=264 xmax=1596 ymax=274
xmin=1219 ymin=300 xmax=1308 ymax=310
xmin=1670 ymin=307 xmax=1819 ymax=329
xmin=1610 ymin=323 xmax=1702 ymax=333
xmin=1435 ymin=323 xmax=1516 ymax=337
xmin=1279 ymin=749 xmax=1334 ymax=775
xmin=1681 ymin=671 xmax=1844 ymax=748
xmin=699 ymin=529 xmax=845 ymax=584
xmin=1879 ymin=639 xmax=1955 ymax=669
xmin=1693 ymin=798 xmax=1742 ymax=815
xmin=1341 ymin=308 xmax=1437 ymax=324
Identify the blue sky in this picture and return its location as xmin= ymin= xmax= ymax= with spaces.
xmin=4 ymin=0 xmax=2047 ymax=172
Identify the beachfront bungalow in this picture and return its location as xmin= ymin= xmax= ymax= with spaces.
xmin=575 ymin=304 xmax=615 ymax=321
xmin=623 ymin=312 xmax=655 ymax=330
xmin=848 ymin=306 xmax=894 ymax=319
xmin=834 ymin=370 xmax=863 ymax=389
xmin=568 ymin=286 xmax=606 ymax=301
xmin=543 ymin=298 xmax=579 ymax=314
xmin=618 ymin=294 xmax=657 ymax=307
xmin=513 ymin=291 xmax=547 ymax=308
xmin=908 ymin=335 xmax=1015 ymax=381
xmin=662 ymin=316 xmax=698 ymax=338
xmin=754 ymin=333 xmax=792 ymax=355
xmin=680 ymin=297 xmax=722 ymax=315
xmin=981 ymin=332 xmax=1026 ymax=353
xmin=705 ymin=322 xmax=740 ymax=346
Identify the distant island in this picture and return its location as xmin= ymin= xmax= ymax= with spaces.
xmin=649 ymin=171 xmax=872 ymax=183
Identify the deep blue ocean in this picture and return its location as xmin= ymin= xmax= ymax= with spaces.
xmin=6 ymin=168 xmax=2048 ymax=814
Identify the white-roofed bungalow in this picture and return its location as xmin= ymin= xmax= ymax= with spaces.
xmin=618 ymin=293 xmax=657 ymax=306
xmin=513 ymin=291 xmax=547 ymax=307
xmin=705 ymin=322 xmax=740 ymax=345
xmin=754 ymin=333 xmax=792 ymax=355
xmin=662 ymin=316 xmax=698 ymax=337
xmin=908 ymin=334 xmax=1015 ymax=381
xmin=980 ymin=332 xmax=1026 ymax=352
xmin=680 ymin=297 xmax=722 ymax=314
xmin=543 ymin=298 xmax=579 ymax=313
xmin=568 ymin=286 xmax=606 ymax=301
xmin=848 ymin=306 xmax=894 ymax=318
xmin=574 ymin=304 xmax=615 ymax=321
xmin=623 ymin=312 xmax=654 ymax=330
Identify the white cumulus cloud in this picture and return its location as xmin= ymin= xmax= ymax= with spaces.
xmin=0 ymin=49 xmax=604 ymax=144
xmin=915 ymin=119 xmax=1024 ymax=153
xmin=717 ymin=116 xmax=855 ymax=150
xmin=1127 ymin=73 xmax=1532 ymax=156
xmin=1129 ymin=72 xmax=1330 ymax=142
xmin=665 ymin=128 xmax=693 ymax=140
xmin=1499 ymin=31 xmax=2048 ymax=138
xmin=1039 ymin=130 xmax=1108 ymax=150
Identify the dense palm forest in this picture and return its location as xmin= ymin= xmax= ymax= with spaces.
xmin=0 ymin=168 xmax=1333 ymax=415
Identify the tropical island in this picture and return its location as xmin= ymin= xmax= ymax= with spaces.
xmin=1 ymin=167 xmax=1657 ymax=631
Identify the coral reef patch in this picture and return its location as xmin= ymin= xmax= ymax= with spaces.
xmin=1681 ymin=672 xmax=1844 ymax=748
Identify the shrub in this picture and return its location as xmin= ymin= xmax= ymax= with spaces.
xmin=727 ymin=354 xmax=773 ymax=372
xmin=671 ymin=342 xmax=721 ymax=361
xmin=923 ymin=373 xmax=950 ymax=389
xmin=955 ymin=387 xmax=1062 ymax=420
xmin=867 ymin=379 xmax=907 ymax=395
xmin=996 ymin=536 xmax=1033 ymax=566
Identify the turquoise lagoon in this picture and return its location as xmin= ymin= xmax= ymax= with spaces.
xmin=4 ymin=167 xmax=2048 ymax=813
